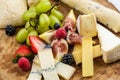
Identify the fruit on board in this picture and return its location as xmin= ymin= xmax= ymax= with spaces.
xmin=66 ymin=30 xmax=82 ymax=45
xmin=5 ymin=25 xmax=16 ymax=36
xmin=55 ymin=28 xmax=67 ymax=39
xmin=39 ymin=30 xmax=56 ymax=44
xmin=26 ymin=30 xmax=38 ymax=46
xmin=16 ymin=28 xmax=28 ymax=43
xmin=61 ymin=54 xmax=75 ymax=65
xmin=18 ymin=57 xmax=31 ymax=71
xmin=29 ymin=36 xmax=46 ymax=53
xmin=62 ymin=9 xmax=76 ymax=32
xmin=51 ymin=39 xmax=68 ymax=61
xmin=13 ymin=45 xmax=34 ymax=63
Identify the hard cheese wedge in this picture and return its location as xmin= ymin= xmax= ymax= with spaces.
xmin=77 ymin=13 xmax=97 ymax=37
xmin=38 ymin=48 xmax=59 ymax=80
xmin=97 ymin=24 xmax=120 ymax=63
xmin=72 ymin=44 xmax=101 ymax=65
xmin=82 ymin=37 xmax=94 ymax=77
xmin=33 ymin=56 xmax=76 ymax=80
xmin=27 ymin=62 xmax=42 ymax=80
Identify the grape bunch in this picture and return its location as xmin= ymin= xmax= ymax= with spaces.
xmin=16 ymin=0 xmax=63 ymax=46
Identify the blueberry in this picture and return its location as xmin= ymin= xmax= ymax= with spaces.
xmin=5 ymin=25 xmax=16 ymax=36
xmin=45 ymin=45 xmax=51 ymax=48
xmin=54 ymin=23 xmax=60 ymax=30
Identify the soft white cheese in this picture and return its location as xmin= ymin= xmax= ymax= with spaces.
xmin=97 ymin=24 xmax=120 ymax=63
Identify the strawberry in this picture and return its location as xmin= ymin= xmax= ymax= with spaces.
xmin=13 ymin=45 xmax=34 ymax=63
xmin=18 ymin=57 xmax=31 ymax=71
xmin=29 ymin=36 xmax=46 ymax=53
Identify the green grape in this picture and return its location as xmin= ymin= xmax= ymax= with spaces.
xmin=27 ymin=27 xmax=35 ymax=33
xmin=26 ymin=30 xmax=38 ymax=46
xmin=36 ymin=1 xmax=51 ymax=13
xmin=25 ymin=21 xmax=30 ymax=29
xmin=39 ymin=14 xmax=50 ymax=28
xmin=23 ymin=11 xmax=37 ymax=21
xmin=16 ymin=28 xmax=28 ymax=43
xmin=37 ymin=24 xmax=49 ymax=33
xmin=51 ymin=9 xmax=64 ymax=21
xmin=49 ymin=15 xmax=61 ymax=29
xmin=29 ymin=6 xmax=36 ymax=12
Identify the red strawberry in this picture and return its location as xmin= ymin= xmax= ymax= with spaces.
xmin=29 ymin=36 xmax=46 ymax=53
xmin=12 ymin=45 xmax=34 ymax=63
xmin=18 ymin=57 xmax=31 ymax=71
xmin=14 ymin=45 xmax=32 ymax=58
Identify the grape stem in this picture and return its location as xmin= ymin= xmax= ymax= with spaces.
xmin=47 ymin=3 xmax=59 ymax=15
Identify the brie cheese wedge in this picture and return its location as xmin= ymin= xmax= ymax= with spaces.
xmin=97 ymin=24 xmax=120 ymax=63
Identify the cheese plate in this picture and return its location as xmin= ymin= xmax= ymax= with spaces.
xmin=0 ymin=0 xmax=120 ymax=80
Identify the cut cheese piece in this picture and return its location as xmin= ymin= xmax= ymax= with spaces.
xmin=80 ymin=13 xmax=97 ymax=37
xmin=97 ymin=24 xmax=120 ymax=63
xmin=55 ymin=60 xmax=76 ymax=80
xmin=27 ymin=62 xmax=42 ymax=80
xmin=93 ymin=45 xmax=102 ymax=58
xmin=82 ymin=37 xmax=94 ymax=77
xmin=33 ymin=56 xmax=76 ymax=80
xmin=72 ymin=44 xmax=101 ymax=65
xmin=72 ymin=44 xmax=82 ymax=64
xmin=38 ymin=49 xmax=59 ymax=80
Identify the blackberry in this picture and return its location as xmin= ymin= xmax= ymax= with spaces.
xmin=61 ymin=54 xmax=75 ymax=65
xmin=5 ymin=25 xmax=16 ymax=36
xmin=54 ymin=23 xmax=60 ymax=30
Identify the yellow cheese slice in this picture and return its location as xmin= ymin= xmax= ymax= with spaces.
xmin=82 ymin=37 xmax=94 ymax=77
xmin=38 ymin=48 xmax=59 ymax=80
xmin=72 ymin=44 xmax=101 ymax=65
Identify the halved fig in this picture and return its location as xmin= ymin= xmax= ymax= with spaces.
xmin=67 ymin=30 xmax=82 ymax=45
xmin=62 ymin=10 xmax=76 ymax=32
xmin=51 ymin=39 xmax=68 ymax=61
xmin=39 ymin=30 xmax=56 ymax=44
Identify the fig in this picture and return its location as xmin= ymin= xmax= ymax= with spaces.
xmin=62 ymin=10 xmax=76 ymax=32
xmin=51 ymin=39 xmax=68 ymax=61
xmin=39 ymin=30 xmax=56 ymax=44
xmin=67 ymin=30 xmax=82 ymax=45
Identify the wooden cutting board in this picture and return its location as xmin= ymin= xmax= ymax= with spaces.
xmin=0 ymin=0 xmax=120 ymax=80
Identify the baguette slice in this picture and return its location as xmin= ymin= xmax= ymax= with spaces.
xmin=97 ymin=24 xmax=120 ymax=63
xmin=61 ymin=0 xmax=120 ymax=33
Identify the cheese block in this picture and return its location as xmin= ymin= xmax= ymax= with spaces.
xmin=97 ymin=24 xmax=120 ymax=63
xmin=72 ymin=44 xmax=101 ymax=65
xmin=27 ymin=63 xmax=42 ymax=80
xmin=82 ymin=37 xmax=94 ymax=77
xmin=61 ymin=0 xmax=120 ymax=33
xmin=79 ymin=13 xmax=97 ymax=37
xmin=33 ymin=56 xmax=76 ymax=80
xmin=38 ymin=49 xmax=59 ymax=80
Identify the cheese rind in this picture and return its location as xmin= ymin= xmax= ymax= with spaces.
xmin=38 ymin=49 xmax=59 ymax=80
xmin=80 ymin=13 xmax=97 ymax=37
xmin=82 ymin=37 xmax=94 ymax=77
xmin=97 ymin=24 xmax=120 ymax=63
